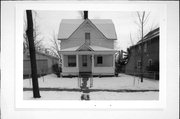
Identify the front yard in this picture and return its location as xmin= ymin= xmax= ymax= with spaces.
xmin=23 ymin=73 xmax=159 ymax=100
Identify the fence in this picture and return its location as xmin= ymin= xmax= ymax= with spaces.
xmin=126 ymin=71 xmax=159 ymax=80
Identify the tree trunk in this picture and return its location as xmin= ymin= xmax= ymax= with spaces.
xmin=26 ymin=10 xmax=41 ymax=98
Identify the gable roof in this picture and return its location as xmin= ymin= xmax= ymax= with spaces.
xmin=58 ymin=19 xmax=117 ymax=40
xmin=136 ymin=27 xmax=159 ymax=45
xmin=76 ymin=43 xmax=94 ymax=51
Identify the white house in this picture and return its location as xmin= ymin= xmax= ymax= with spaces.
xmin=58 ymin=11 xmax=117 ymax=77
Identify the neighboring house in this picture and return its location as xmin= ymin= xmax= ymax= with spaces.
xmin=125 ymin=27 xmax=159 ymax=79
xmin=23 ymin=50 xmax=59 ymax=77
xmin=58 ymin=11 xmax=117 ymax=77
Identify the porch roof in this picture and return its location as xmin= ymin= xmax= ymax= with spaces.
xmin=59 ymin=45 xmax=117 ymax=54
xmin=60 ymin=45 xmax=116 ymax=51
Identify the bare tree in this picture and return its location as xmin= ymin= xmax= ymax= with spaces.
xmin=23 ymin=11 xmax=44 ymax=53
xmin=26 ymin=10 xmax=41 ymax=98
xmin=135 ymin=11 xmax=150 ymax=82
xmin=47 ymin=32 xmax=61 ymax=59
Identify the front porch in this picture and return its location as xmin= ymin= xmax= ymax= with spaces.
xmin=60 ymin=52 xmax=116 ymax=77
xmin=59 ymin=44 xmax=117 ymax=77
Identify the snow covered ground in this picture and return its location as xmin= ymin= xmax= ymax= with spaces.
xmin=24 ymin=91 xmax=158 ymax=100
xmin=23 ymin=74 xmax=159 ymax=100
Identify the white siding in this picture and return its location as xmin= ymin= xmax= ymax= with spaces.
xmin=60 ymin=21 xmax=114 ymax=50
xmin=94 ymin=55 xmax=113 ymax=67
xmin=92 ymin=67 xmax=114 ymax=75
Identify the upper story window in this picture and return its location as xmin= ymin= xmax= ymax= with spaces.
xmin=144 ymin=43 xmax=147 ymax=53
xmin=138 ymin=45 xmax=141 ymax=53
xmin=85 ymin=32 xmax=90 ymax=45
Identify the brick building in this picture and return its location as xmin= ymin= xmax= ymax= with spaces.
xmin=125 ymin=27 xmax=159 ymax=79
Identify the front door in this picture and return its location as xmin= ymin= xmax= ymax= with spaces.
xmin=79 ymin=55 xmax=92 ymax=73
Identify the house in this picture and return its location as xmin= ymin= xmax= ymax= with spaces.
xmin=58 ymin=11 xmax=117 ymax=77
xmin=125 ymin=27 xmax=159 ymax=79
xmin=23 ymin=50 xmax=59 ymax=77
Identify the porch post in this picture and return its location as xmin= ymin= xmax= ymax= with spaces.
xmin=113 ymin=54 xmax=115 ymax=69
xmin=61 ymin=54 xmax=64 ymax=68
xmin=76 ymin=54 xmax=79 ymax=69
xmin=92 ymin=54 xmax=94 ymax=73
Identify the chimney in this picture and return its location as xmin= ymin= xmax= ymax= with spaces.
xmin=84 ymin=11 xmax=88 ymax=19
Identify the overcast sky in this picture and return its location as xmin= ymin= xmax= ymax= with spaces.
xmin=33 ymin=10 xmax=160 ymax=51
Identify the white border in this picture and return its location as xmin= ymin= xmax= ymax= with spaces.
xmin=15 ymin=2 xmax=167 ymax=109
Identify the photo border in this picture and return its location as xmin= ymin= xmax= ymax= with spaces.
xmin=15 ymin=2 xmax=167 ymax=109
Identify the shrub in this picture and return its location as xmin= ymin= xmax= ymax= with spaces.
xmin=52 ymin=63 xmax=62 ymax=77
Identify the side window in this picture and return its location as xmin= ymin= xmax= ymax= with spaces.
xmin=137 ymin=60 xmax=141 ymax=69
xmin=97 ymin=56 xmax=103 ymax=64
xmin=148 ymin=59 xmax=152 ymax=66
xmin=138 ymin=45 xmax=141 ymax=53
xmin=144 ymin=43 xmax=147 ymax=52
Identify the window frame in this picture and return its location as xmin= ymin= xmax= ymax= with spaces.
xmin=148 ymin=59 xmax=152 ymax=66
xmin=85 ymin=32 xmax=90 ymax=45
xmin=97 ymin=56 xmax=103 ymax=64
xmin=137 ymin=60 xmax=141 ymax=69
xmin=68 ymin=55 xmax=76 ymax=67
xmin=82 ymin=55 xmax=87 ymax=67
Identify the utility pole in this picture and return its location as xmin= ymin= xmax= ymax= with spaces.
xmin=140 ymin=15 xmax=144 ymax=83
xmin=26 ymin=10 xmax=41 ymax=98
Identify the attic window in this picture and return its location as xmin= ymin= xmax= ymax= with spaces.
xmin=85 ymin=32 xmax=90 ymax=45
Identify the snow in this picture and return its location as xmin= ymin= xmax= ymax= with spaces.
xmin=24 ymin=91 xmax=81 ymax=100
xmin=24 ymin=91 xmax=158 ymax=100
xmin=23 ymin=73 xmax=159 ymax=100
xmin=24 ymin=74 xmax=159 ymax=90
xmin=90 ymin=92 xmax=158 ymax=100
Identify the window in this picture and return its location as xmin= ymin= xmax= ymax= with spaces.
xmin=68 ymin=55 xmax=76 ymax=67
xmin=85 ymin=32 xmax=90 ymax=45
xmin=144 ymin=43 xmax=147 ymax=52
xmin=137 ymin=60 xmax=141 ymax=69
xmin=97 ymin=56 xmax=103 ymax=64
xmin=148 ymin=59 xmax=152 ymax=66
xmin=82 ymin=55 xmax=87 ymax=67
xmin=138 ymin=45 xmax=141 ymax=53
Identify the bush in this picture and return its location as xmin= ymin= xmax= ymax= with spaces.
xmin=52 ymin=63 xmax=62 ymax=77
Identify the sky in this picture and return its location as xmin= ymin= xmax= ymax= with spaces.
xmin=33 ymin=10 xmax=160 ymax=51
